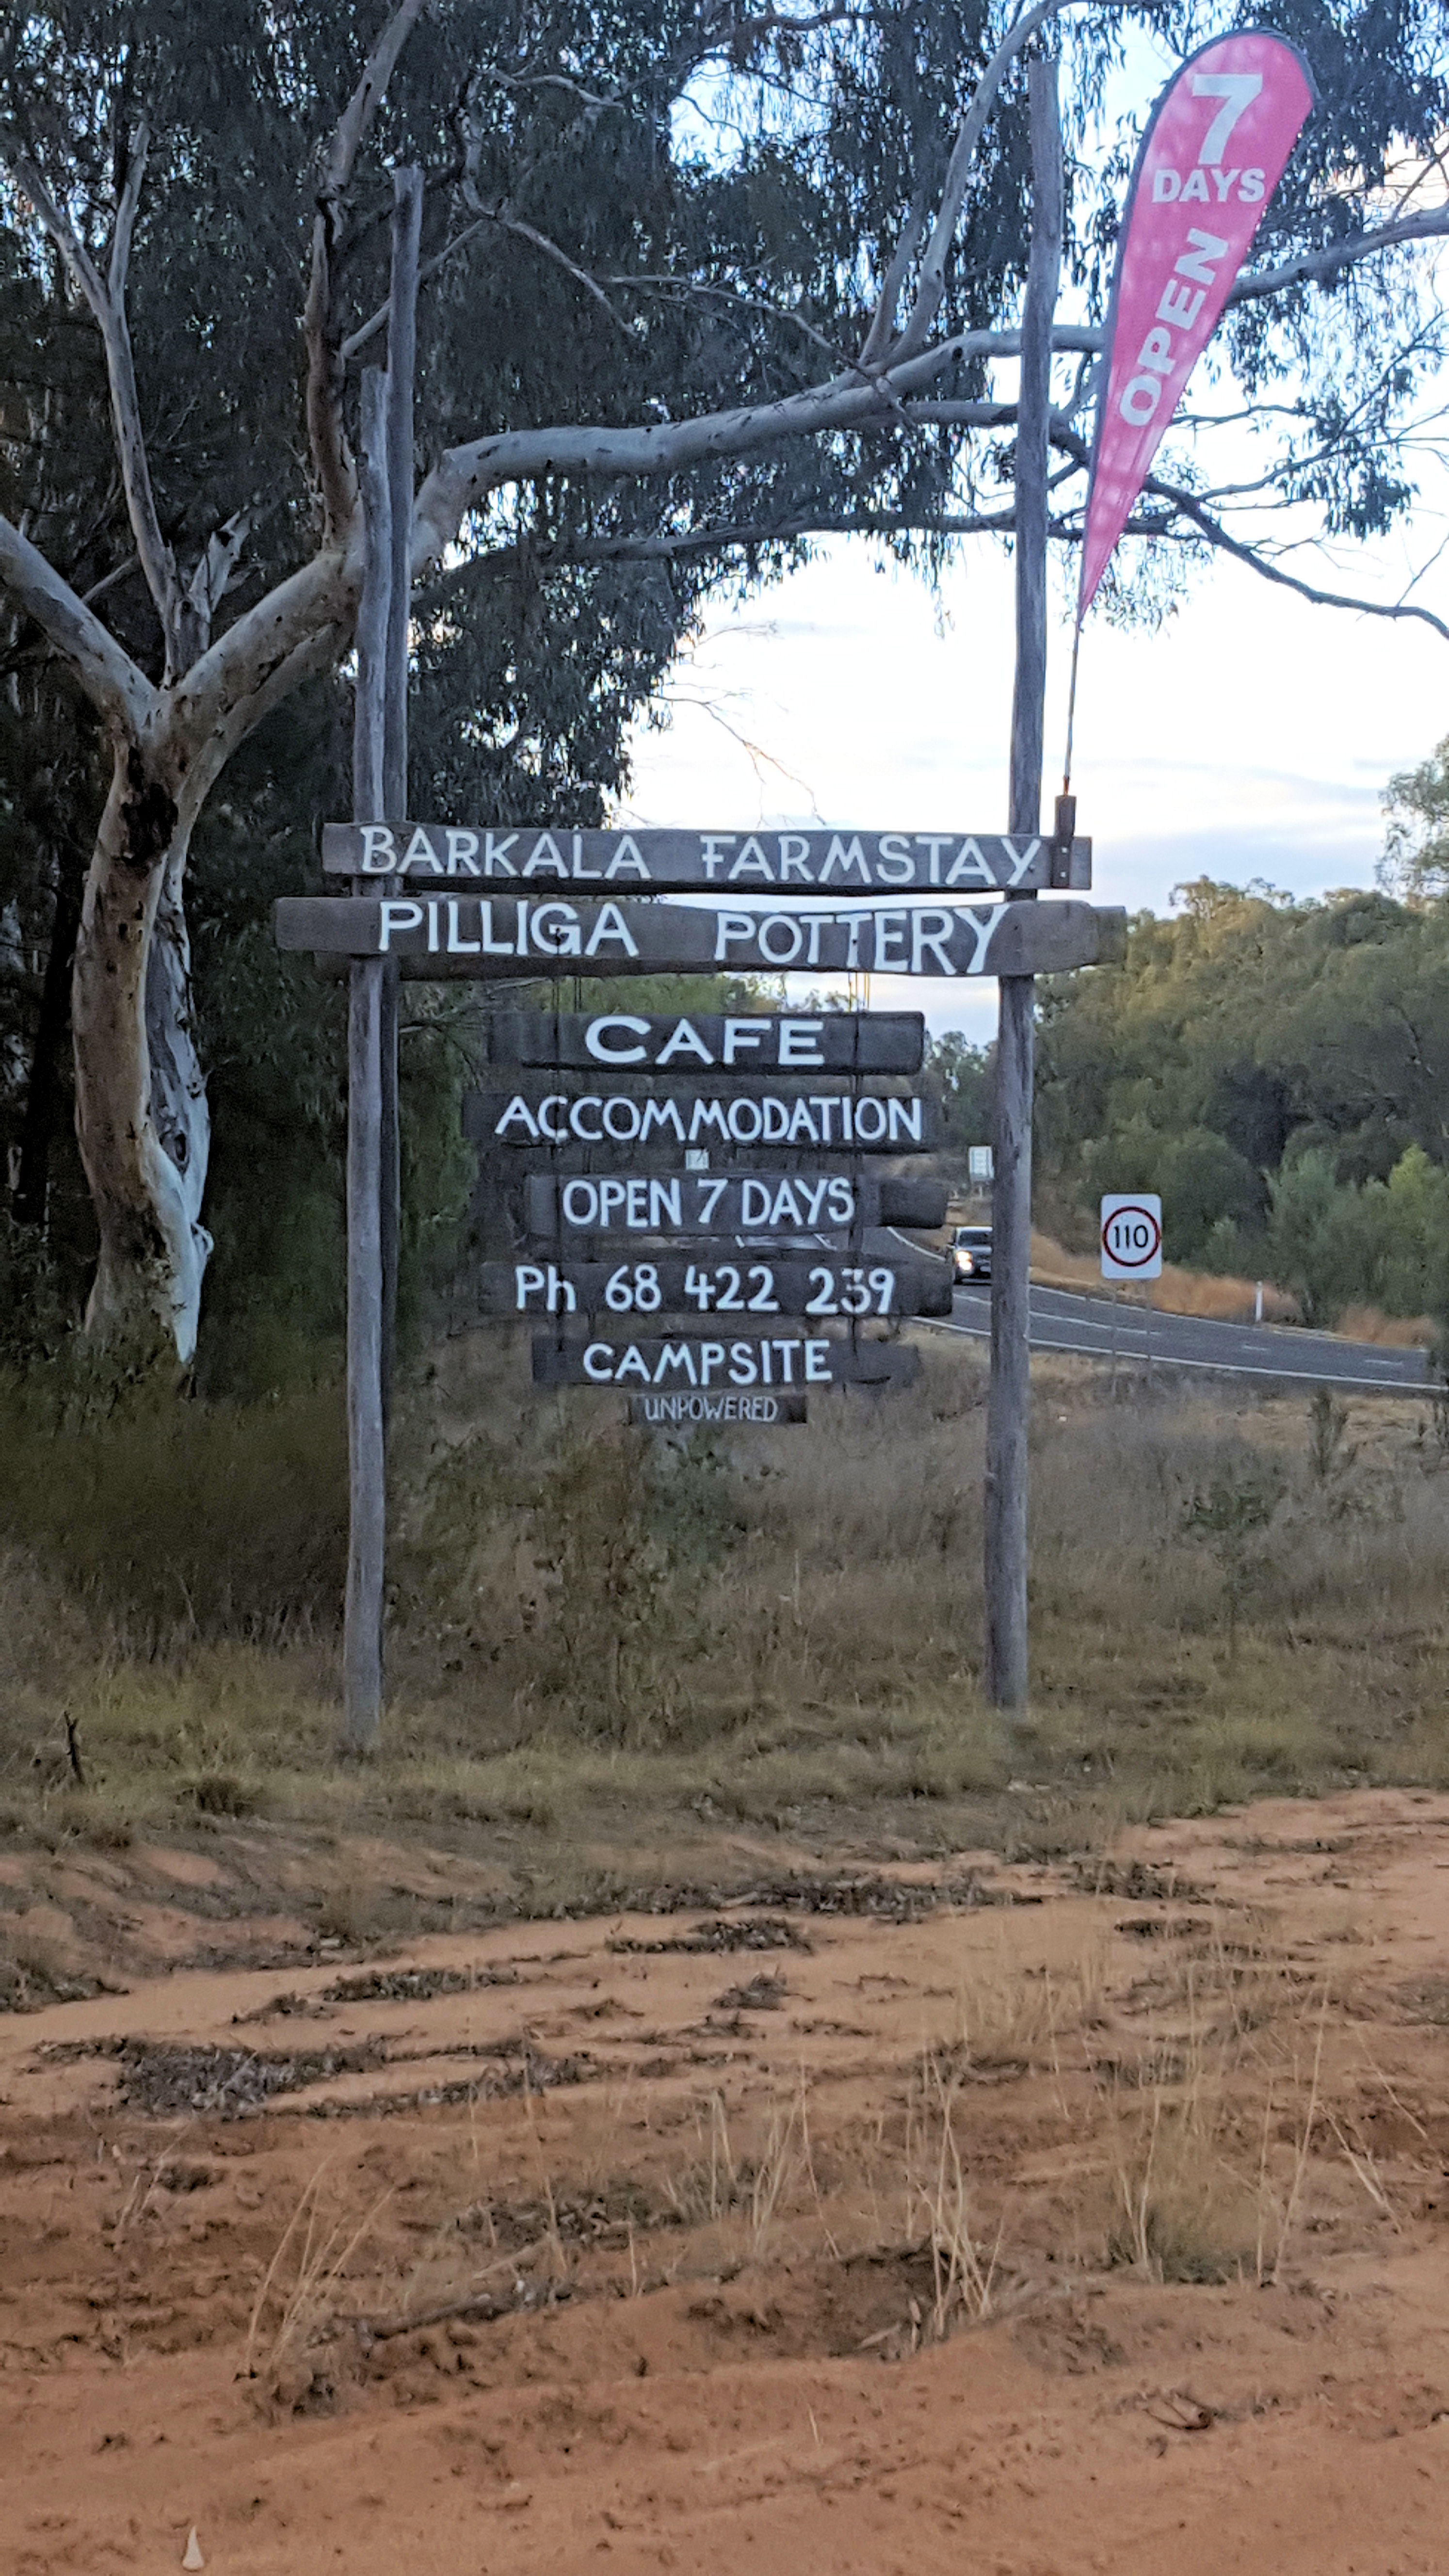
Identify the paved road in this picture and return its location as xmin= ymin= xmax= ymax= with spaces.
xmin=931 ymin=1280 xmax=1434 ymax=1393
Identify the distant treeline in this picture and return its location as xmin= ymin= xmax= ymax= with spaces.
xmin=1031 ymin=878 xmax=1449 ymax=1324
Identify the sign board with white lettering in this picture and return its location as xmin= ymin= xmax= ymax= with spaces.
xmin=1100 ymin=1193 xmax=1164 ymax=1280
xmin=484 ymin=1012 xmax=926 ymax=1073
xmin=533 ymin=1333 xmax=921 ymax=1389
xmin=482 ymin=1256 xmax=952 ymax=1319
xmin=274 ymin=895 xmax=1125 ymax=980
xmin=322 ymin=821 xmax=1091 ymax=893
xmin=628 ymin=1389 xmax=808 ymax=1427
xmin=465 ymin=1089 xmax=937 ymax=1153
xmin=524 ymin=1172 xmax=948 ymax=1240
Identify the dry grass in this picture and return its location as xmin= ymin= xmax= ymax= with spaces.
xmin=1 ymin=1331 xmax=1449 ymax=1864
xmin=1030 ymin=1232 xmax=1436 ymax=1343
xmin=1030 ymin=1230 xmax=1301 ymax=1323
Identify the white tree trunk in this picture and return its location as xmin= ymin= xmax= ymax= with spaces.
xmin=72 ymin=741 xmax=212 ymax=1369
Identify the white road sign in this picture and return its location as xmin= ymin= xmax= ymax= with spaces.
xmin=1100 ymin=1193 xmax=1163 ymax=1280
xmin=968 ymin=1145 xmax=994 ymax=1183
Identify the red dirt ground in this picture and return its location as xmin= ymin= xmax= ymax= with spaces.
xmin=3 ymin=1787 xmax=1448 ymax=2574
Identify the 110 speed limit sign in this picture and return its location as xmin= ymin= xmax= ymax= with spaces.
xmin=1100 ymin=1193 xmax=1163 ymax=1280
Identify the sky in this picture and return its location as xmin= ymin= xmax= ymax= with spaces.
xmin=619 ymin=24 xmax=1449 ymax=1047
xmin=616 ymin=527 xmax=1449 ymax=1045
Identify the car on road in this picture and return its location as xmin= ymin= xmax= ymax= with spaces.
xmin=952 ymin=1224 xmax=993 ymax=1283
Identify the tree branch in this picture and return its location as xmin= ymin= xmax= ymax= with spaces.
xmin=0 ymin=117 xmax=183 ymax=669
xmin=0 ymin=511 xmax=157 ymax=737
xmin=306 ymin=0 xmax=431 ymax=538
xmin=888 ymin=0 xmax=1131 ymax=367
xmin=1131 ymin=476 xmax=1449 ymax=643
xmin=319 ymin=0 xmax=432 ymax=203
xmin=1046 ymin=417 xmax=1449 ymax=643
xmin=413 ymin=319 xmax=1102 ymax=565
xmin=1225 ymin=205 xmax=1449 ymax=311
xmin=480 ymin=503 xmax=1018 ymax=569
xmin=165 ymin=546 xmax=359 ymax=787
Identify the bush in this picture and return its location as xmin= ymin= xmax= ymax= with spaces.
xmin=0 ymin=1372 xmax=347 ymax=1644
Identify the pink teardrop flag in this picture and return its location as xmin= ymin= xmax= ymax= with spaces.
xmin=1078 ymin=30 xmax=1315 ymax=617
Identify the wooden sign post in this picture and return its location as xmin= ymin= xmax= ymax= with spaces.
xmin=985 ymin=56 xmax=1063 ymax=1717
xmin=275 ymin=893 xmax=1124 ymax=980
xmin=322 ymin=822 xmax=1092 ymax=892
xmin=341 ymin=167 xmax=420 ymax=1758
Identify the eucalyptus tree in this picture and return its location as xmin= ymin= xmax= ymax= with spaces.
xmin=0 ymin=0 xmax=1446 ymax=1366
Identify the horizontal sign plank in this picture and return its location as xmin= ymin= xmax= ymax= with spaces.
xmin=323 ymin=821 xmax=1091 ymax=893
xmin=274 ymin=895 xmax=1125 ymax=980
xmin=524 ymin=1172 xmax=947 ymax=1239
xmin=482 ymin=1256 xmax=952 ymax=1319
xmin=465 ymin=1089 xmax=937 ymax=1153
xmin=485 ymin=1011 xmax=926 ymax=1073
xmin=533 ymin=1333 xmax=921 ymax=1389
xmin=629 ymin=1389 xmax=807 ymax=1426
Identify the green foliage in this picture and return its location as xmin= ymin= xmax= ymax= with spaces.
xmin=0 ymin=1370 xmax=347 ymax=1644
xmin=1383 ymin=732 xmax=1449 ymax=901
xmin=1037 ymin=879 xmax=1449 ymax=1321
xmin=1178 ymin=1467 xmax=1283 ymax=1656
xmin=925 ymin=1032 xmax=992 ymax=1161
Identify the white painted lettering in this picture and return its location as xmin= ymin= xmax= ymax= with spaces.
xmin=446 ymin=830 xmax=481 ymax=876
xmin=359 ymin=826 xmax=397 ymax=870
xmin=723 ymin=1020 xmax=769 ymax=1064
xmin=820 ymin=835 xmax=869 ymax=884
xmin=446 ymin=899 xmax=481 ymax=954
xmin=378 ymin=900 xmax=423 ymax=951
xmin=779 ymin=1018 xmax=824 ymax=1065
xmin=585 ymin=1014 xmax=648 ymax=1063
xmin=584 ymin=902 xmax=638 ymax=958
xmin=714 ymin=911 xmax=757 ymax=960
xmin=1175 ymin=226 xmax=1229 ymax=285
xmin=532 ymin=902 xmax=581 ymax=956
xmin=656 ymin=1018 xmax=713 ymax=1065
xmin=757 ymin=913 xmax=804 ymax=966
xmin=523 ymin=833 xmax=568 ymax=878
xmin=495 ymin=1095 xmax=540 ymax=1140
xmin=1158 ymin=278 xmax=1206 ymax=331
xmin=874 ymin=911 xmax=908 ymax=969
xmin=911 ymin=909 xmax=956 ymax=975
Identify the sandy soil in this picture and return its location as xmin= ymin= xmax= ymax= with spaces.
xmin=3 ymin=1788 xmax=1449 ymax=2574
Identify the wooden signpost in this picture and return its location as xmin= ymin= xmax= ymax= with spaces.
xmin=523 ymin=1171 xmax=949 ymax=1239
xmin=532 ymin=1333 xmax=922 ymax=1389
xmin=275 ymin=892 xmax=1125 ymax=979
xmin=481 ymin=1256 xmax=952 ymax=1320
xmin=483 ymin=1011 xmax=926 ymax=1072
xmin=629 ymin=1390 xmax=808 ymax=1428
xmin=465 ymin=1087 xmax=939 ymax=1151
xmin=322 ymin=821 xmax=1092 ymax=892
xmin=268 ymin=61 xmax=1125 ymax=1751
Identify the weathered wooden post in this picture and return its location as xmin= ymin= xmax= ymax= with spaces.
xmin=984 ymin=53 xmax=1062 ymax=1712
xmin=344 ymin=370 xmax=392 ymax=1752
xmin=380 ymin=166 xmax=422 ymax=1431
